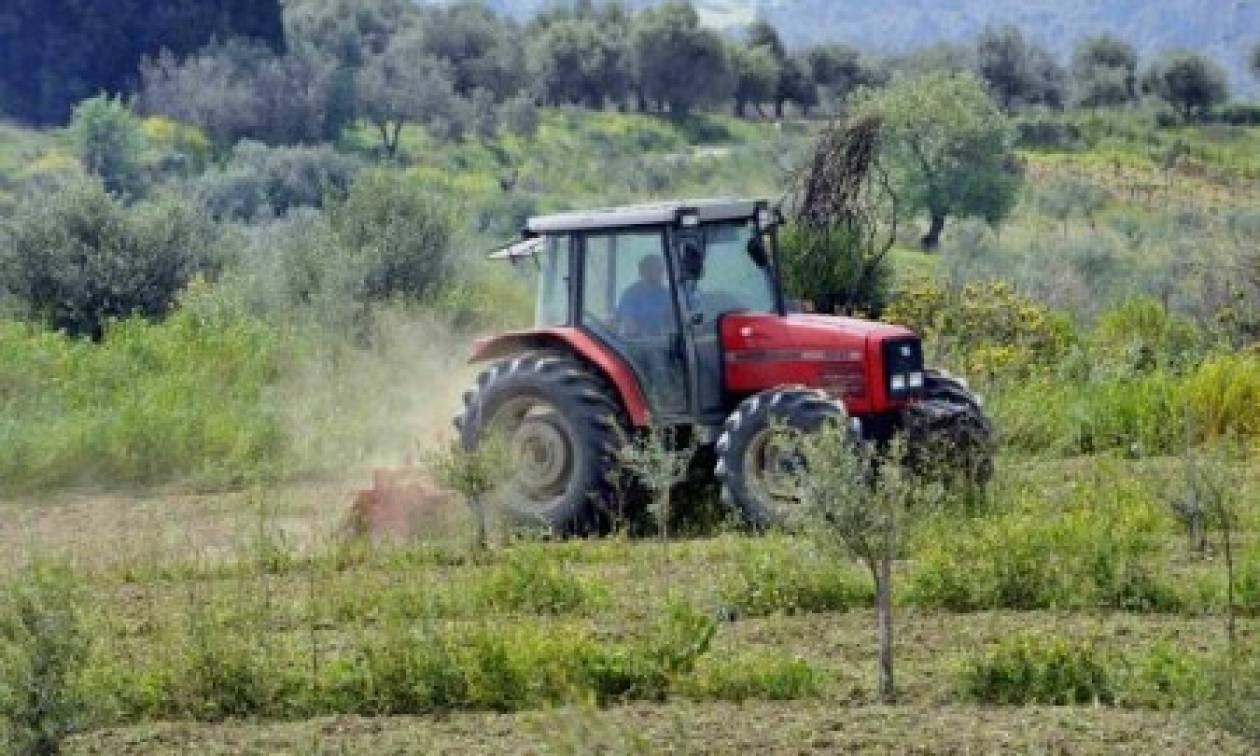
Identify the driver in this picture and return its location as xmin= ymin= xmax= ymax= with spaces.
xmin=615 ymin=254 xmax=673 ymax=337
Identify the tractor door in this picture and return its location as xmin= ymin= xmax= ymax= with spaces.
xmin=675 ymin=219 xmax=781 ymax=421
xmin=578 ymin=229 xmax=689 ymax=417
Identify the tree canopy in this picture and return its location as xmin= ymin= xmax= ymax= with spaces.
xmin=1071 ymin=35 xmax=1139 ymax=107
xmin=631 ymin=1 xmax=733 ymax=115
xmin=853 ymin=72 xmax=1020 ymax=250
xmin=975 ymin=24 xmax=1066 ymax=110
xmin=0 ymin=0 xmax=284 ymax=124
xmin=1142 ymin=51 xmax=1229 ymax=120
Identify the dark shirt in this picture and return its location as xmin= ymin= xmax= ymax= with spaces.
xmin=616 ymin=280 xmax=673 ymax=337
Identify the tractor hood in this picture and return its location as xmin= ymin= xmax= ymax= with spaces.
xmin=720 ymin=313 xmax=922 ymax=415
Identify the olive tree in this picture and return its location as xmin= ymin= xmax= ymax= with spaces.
xmin=528 ymin=17 xmax=631 ymax=108
xmin=355 ymin=32 xmax=460 ymax=156
xmin=631 ymin=1 xmax=733 ymax=115
xmin=975 ymin=24 xmax=1066 ymax=109
xmin=796 ymin=426 xmax=942 ymax=702
xmin=1142 ymin=51 xmax=1229 ymax=121
xmin=853 ymin=71 xmax=1020 ymax=250
xmin=1071 ymin=34 xmax=1139 ymax=107
xmin=730 ymin=44 xmax=779 ymax=117
xmin=68 ymin=94 xmax=147 ymax=196
xmin=0 ymin=181 xmax=216 ymax=339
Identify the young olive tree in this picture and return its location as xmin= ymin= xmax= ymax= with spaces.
xmin=618 ymin=426 xmax=696 ymax=589
xmin=796 ymin=425 xmax=943 ymax=702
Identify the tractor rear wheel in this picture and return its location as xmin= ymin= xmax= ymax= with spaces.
xmin=454 ymin=352 xmax=627 ymax=535
xmin=902 ymin=369 xmax=994 ymax=487
xmin=715 ymin=387 xmax=849 ymax=528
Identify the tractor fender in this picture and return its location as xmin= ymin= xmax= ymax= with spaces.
xmin=468 ymin=328 xmax=652 ymax=427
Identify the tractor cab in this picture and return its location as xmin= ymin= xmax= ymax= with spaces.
xmin=460 ymin=199 xmax=993 ymax=533
xmin=508 ymin=199 xmax=783 ymax=426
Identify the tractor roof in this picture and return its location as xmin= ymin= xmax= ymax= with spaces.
xmin=525 ymin=198 xmax=765 ymax=235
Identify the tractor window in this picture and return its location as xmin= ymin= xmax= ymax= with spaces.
xmin=687 ymin=220 xmax=778 ymax=320
xmin=535 ymin=234 xmax=571 ymax=326
xmin=582 ymin=231 xmax=673 ymax=337
xmin=581 ymin=230 xmax=686 ymax=414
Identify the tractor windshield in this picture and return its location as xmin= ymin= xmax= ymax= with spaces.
xmin=687 ymin=219 xmax=778 ymax=320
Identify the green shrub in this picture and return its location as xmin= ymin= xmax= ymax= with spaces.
xmin=1091 ymin=298 xmax=1202 ymax=372
xmin=907 ymin=492 xmax=1179 ymax=612
xmin=0 ymin=303 xmax=289 ymax=491
xmin=68 ymin=95 xmax=148 ymax=196
xmin=193 ymin=141 xmax=362 ymax=220
xmin=1183 ymin=354 xmax=1260 ymax=441
xmin=884 ymin=279 xmax=1072 ymax=381
xmin=0 ymin=564 xmax=93 ymax=755
xmin=1120 ymin=641 xmax=1207 ymax=709
xmin=995 ymin=351 xmax=1260 ymax=456
xmin=328 ymin=170 xmax=456 ymax=303
xmin=322 ymin=602 xmax=716 ymax=714
xmin=0 ymin=180 xmax=217 ymax=339
xmin=469 ymin=548 xmax=607 ymax=615
xmin=779 ymin=222 xmax=894 ymax=316
xmin=718 ymin=537 xmax=872 ymax=617
xmin=959 ymin=635 xmax=1116 ymax=705
xmin=681 ymin=652 xmax=824 ymax=702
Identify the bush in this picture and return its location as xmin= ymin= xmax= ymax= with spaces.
xmin=906 ymin=491 xmax=1180 ymax=612
xmin=779 ymin=223 xmax=894 ymax=316
xmin=328 ymin=170 xmax=456 ymax=303
xmin=1014 ymin=107 xmax=1082 ymax=150
xmin=718 ymin=537 xmax=872 ymax=617
xmin=959 ymin=634 xmax=1116 ymax=705
xmin=884 ymin=279 xmax=1072 ymax=381
xmin=0 ymin=303 xmax=289 ymax=492
xmin=1210 ymin=103 xmax=1260 ymax=126
xmin=681 ymin=652 xmax=824 ymax=701
xmin=1091 ymin=298 xmax=1202 ymax=373
xmin=0 ymin=181 xmax=217 ymax=339
xmin=68 ymin=95 xmax=147 ymax=196
xmin=193 ymin=141 xmax=361 ymax=220
xmin=139 ymin=41 xmax=348 ymax=148
xmin=502 ymin=95 xmax=540 ymax=138
xmin=1183 ymin=354 xmax=1260 ymax=441
xmin=469 ymin=549 xmax=607 ymax=615
xmin=0 ymin=564 xmax=93 ymax=755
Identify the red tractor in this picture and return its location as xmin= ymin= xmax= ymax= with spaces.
xmin=455 ymin=199 xmax=992 ymax=532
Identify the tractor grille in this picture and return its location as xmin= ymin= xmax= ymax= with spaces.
xmin=882 ymin=338 xmax=925 ymax=399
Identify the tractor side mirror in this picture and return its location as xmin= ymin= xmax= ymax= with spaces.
xmin=747 ymin=235 xmax=769 ymax=269
xmin=679 ymin=239 xmax=705 ymax=281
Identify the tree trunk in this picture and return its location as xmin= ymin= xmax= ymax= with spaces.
xmin=389 ymin=122 xmax=403 ymax=158
xmin=875 ymin=551 xmax=895 ymax=703
xmin=774 ymin=98 xmax=785 ymax=119
xmin=920 ymin=211 xmax=946 ymax=251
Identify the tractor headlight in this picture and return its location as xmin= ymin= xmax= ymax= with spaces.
xmin=908 ymin=371 xmax=924 ymax=389
xmin=891 ymin=374 xmax=907 ymax=391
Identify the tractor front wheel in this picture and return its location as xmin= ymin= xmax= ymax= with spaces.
xmin=454 ymin=353 xmax=627 ymax=535
xmin=901 ymin=369 xmax=994 ymax=487
xmin=715 ymin=387 xmax=849 ymax=529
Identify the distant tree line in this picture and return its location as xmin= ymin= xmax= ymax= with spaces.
xmin=2 ymin=0 xmax=1258 ymax=146
xmin=0 ymin=0 xmax=284 ymax=125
